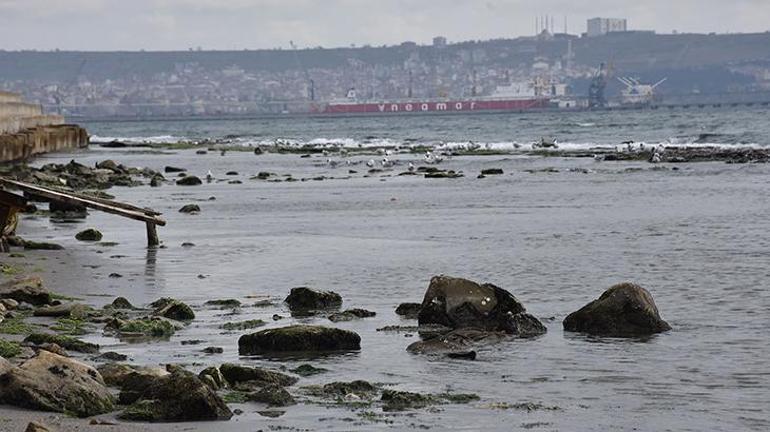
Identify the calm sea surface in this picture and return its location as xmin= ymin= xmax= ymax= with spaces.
xmin=18 ymin=108 xmax=770 ymax=431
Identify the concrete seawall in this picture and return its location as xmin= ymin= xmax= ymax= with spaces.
xmin=0 ymin=92 xmax=88 ymax=162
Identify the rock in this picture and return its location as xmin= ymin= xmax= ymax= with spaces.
xmin=395 ymin=302 xmax=422 ymax=319
xmin=96 ymin=160 xmax=122 ymax=173
xmin=481 ymin=168 xmax=504 ymax=175
xmin=219 ymin=364 xmax=298 ymax=389
xmin=24 ymin=333 xmax=99 ymax=354
xmin=205 ymin=299 xmax=241 ymax=308
xmin=381 ymin=389 xmax=433 ymax=411
xmin=108 ymin=317 xmax=178 ymax=337
xmin=164 ymin=166 xmax=187 ymax=173
xmin=563 ymin=282 xmax=672 ymax=337
xmin=37 ymin=343 xmax=68 ymax=356
xmin=50 ymin=200 xmax=87 ymax=218
xmin=23 ymin=240 xmax=65 ymax=251
xmin=328 ymin=308 xmax=376 ymax=322
xmin=96 ymin=351 xmax=128 ymax=362
xmin=0 ymin=298 xmax=19 ymax=309
xmin=248 ymin=385 xmax=295 ymax=407
xmin=314 ymin=380 xmax=377 ymax=397
xmin=284 ymin=287 xmax=342 ymax=312
xmin=289 ymin=364 xmax=328 ymax=377
xmin=226 ymin=171 xmax=238 ymax=176
xmin=220 ymin=319 xmax=265 ymax=331
xmin=25 ymin=421 xmax=52 ymax=432
xmin=179 ymin=204 xmax=201 ymax=213
xmin=152 ymin=298 xmax=195 ymax=321
xmin=149 ymin=175 xmax=164 ymax=187
xmin=407 ymin=328 xmax=506 ymax=354
xmin=176 ymin=176 xmax=202 ymax=186
xmin=0 ymin=277 xmax=52 ymax=306
xmin=118 ymin=370 xmax=232 ymax=422
xmin=203 ymin=346 xmax=223 ymax=354
xmin=75 ymin=228 xmax=103 ymax=242
xmin=417 ymin=275 xmax=546 ymax=336
xmin=110 ymin=297 xmax=134 ymax=309
xmin=446 ymin=351 xmax=477 ymax=360
xmin=199 ymin=366 xmax=226 ymax=390
xmin=33 ymin=303 xmax=90 ymax=318
xmin=238 ymin=325 xmax=361 ymax=355
xmin=196 ymin=149 xmax=208 ymax=155
xmin=0 ymin=350 xmax=114 ymax=417
xmin=97 ymin=363 xmax=168 ymax=388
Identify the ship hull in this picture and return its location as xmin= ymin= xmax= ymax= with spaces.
xmin=321 ymin=98 xmax=548 ymax=114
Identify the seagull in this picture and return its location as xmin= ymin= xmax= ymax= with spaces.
xmin=366 ymin=159 xmax=375 ymax=168
xmin=326 ymin=158 xmax=339 ymax=168
xmin=408 ymin=162 xmax=415 ymax=172
xmin=381 ymin=157 xmax=393 ymax=167
xmin=206 ymin=170 xmax=214 ymax=182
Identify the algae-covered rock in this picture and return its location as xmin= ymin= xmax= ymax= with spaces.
xmin=0 ymin=339 xmax=22 ymax=358
xmin=563 ymin=282 xmax=672 ymax=337
xmin=109 ymin=317 xmax=177 ymax=337
xmin=0 ymin=276 xmax=52 ymax=306
xmin=381 ymin=389 xmax=433 ymax=411
xmin=418 ymin=275 xmax=546 ymax=336
xmin=481 ymin=168 xmax=504 ymax=175
xmin=219 ymin=363 xmax=298 ymax=389
xmin=248 ymin=385 xmax=296 ymax=407
xmin=33 ymin=303 xmax=91 ymax=318
xmin=284 ymin=287 xmax=342 ymax=312
xmin=75 ymin=228 xmax=103 ymax=242
xmin=24 ymin=333 xmax=99 ymax=354
xmin=220 ymin=319 xmax=265 ymax=331
xmin=109 ymin=297 xmax=134 ymax=309
xmin=289 ymin=364 xmax=328 ymax=377
xmin=406 ymin=328 xmax=506 ymax=354
xmin=118 ymin=370 xmax=232 ymax=422
xmin=238 ymin=325 xmax=361 ymax=355
xmin=328 ymin=308 xmax=376 ymax=322
xmin=205 ymin=299 xmax=242 ymax=308
xmin=0 ymin=350 xmax=114 ymax=417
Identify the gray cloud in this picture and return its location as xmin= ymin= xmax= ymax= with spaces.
xmin=0 ymin=0 xmax=768 ymax=51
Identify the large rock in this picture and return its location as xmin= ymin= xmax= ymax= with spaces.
xmin=563 ymin=283 xmax=672 ymax=337
xmin=75 ymin=228 xmax=103 ymax=242
xmin=284 ymin=287 xmax=342 ymax=312
xmin=219 ymin=363 xmax=297 ymax=389
xmin=118 ymin=370 xmax=232 ymax=422
xmin=176 ymin=176 xmax=202 ymax=186
xmin=238 ymin=325 xmax=360 ymax=355
xmin=0 ymin=276 xmax=52 ymax=306
xmin=0 ymin=350 xmax=114 ymax=417
xmin=417 ymin=275 xmax=545 ymax=336
xmin=248 ymin=385 xmax=296 ymax=407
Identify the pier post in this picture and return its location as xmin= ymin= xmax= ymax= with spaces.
xmin=146 ymin=222 xmax=159 ymax=247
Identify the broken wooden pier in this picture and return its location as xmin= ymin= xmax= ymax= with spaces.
xmin=0 ymin=177 xmax=166 ymax=250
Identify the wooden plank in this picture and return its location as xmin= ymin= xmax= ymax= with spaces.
xmin=0 ymin=178 xmax=166 ymax=226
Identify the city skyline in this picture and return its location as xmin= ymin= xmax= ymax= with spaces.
xmin=0 ymin=0 xmax=769 ymax=51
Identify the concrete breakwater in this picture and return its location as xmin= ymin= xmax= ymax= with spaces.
xmin=0 ymin=91 xmax=88 ymax=162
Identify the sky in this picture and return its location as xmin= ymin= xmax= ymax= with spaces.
xmin=0 ymin=0 xmax=768 ymax=51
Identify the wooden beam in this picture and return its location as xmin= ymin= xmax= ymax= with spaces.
xmin=0 ymin=178 xmax=166 ymax=226
xmin=146 ymin=222 xmax=159 ymax=247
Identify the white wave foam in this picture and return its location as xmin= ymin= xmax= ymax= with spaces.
xmin=90 ymin=135 xmax=185 ymax=144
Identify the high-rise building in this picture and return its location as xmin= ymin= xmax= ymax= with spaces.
xmin=586 ymin=18 xmax=627 ymax=37
xmin=433 ymin=36 xmax=447 ymax=48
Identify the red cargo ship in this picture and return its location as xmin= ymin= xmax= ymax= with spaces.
xmin=317 ymin=79 xmax=572 ymax=114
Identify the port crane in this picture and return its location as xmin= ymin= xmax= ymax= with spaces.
xmin=617 ymin=77 xmax=668 ymax=105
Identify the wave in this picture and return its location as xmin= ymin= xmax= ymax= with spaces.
xmin=90 ymin=134 xmax=765 ymax=153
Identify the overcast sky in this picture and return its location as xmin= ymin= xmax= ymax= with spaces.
xmin=1 ymin=0 xmax=768 ymax=51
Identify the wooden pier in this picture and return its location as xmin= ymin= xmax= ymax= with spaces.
xmin=0 ymin=177 xmax=166 ymax=250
